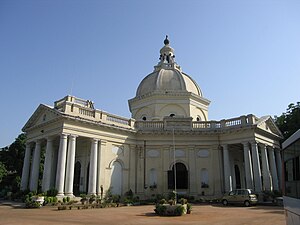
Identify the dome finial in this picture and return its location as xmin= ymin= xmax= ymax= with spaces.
xmin=164 ymin=35 xmax=169 ymax=45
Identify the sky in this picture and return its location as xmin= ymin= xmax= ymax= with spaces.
xmin=0 ymin=0 xmax=300 ymax=147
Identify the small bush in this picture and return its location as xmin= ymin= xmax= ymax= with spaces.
xmin=155 ymin=204 xmax=167 ymax=216
xmin=46 ymin=188 xmax=58 ymax=197
xmin=174 ymin=205 xmax=185 ymax=216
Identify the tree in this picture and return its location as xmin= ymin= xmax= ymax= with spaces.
xmin=0 ymin=162 xmax=7 ymax=183
xmin=0 ymin=133 xmax=26 ymax=192
xmin=275 ymin=102 xmax=300 ymax=141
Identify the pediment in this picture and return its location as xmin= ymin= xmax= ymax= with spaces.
xmin=22 ymin=104 xmax=62 ymax=131
xmin=255 ymin=116 xmax=283 ymax=138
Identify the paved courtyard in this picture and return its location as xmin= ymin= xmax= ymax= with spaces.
xmin=0 ymin=201 xmax=285 ymax=225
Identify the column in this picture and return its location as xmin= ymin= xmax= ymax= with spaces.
xmin=259 ymin=143 xmax=272 ymax=191
xmin=88 ymin=138 xmax=98 ymax=195
xmin=29 ymin=140 xmax=42 ymax=191
xmin=275 ymin=149 xmax=283 ymax=190
xmin=97 ymin=140 xmax=106 ymax=196
xmin=242 ymin=142 xmax=254 ymax=189
xmin=21 ymin=143 xmax=32 ymax=190
xmin=251 ymin=141 xmax=262 ymax=192
xmin=268 ymin=146 xmax=279 ymax=191
xmin=65 ymin=135 xmax=77 ymax=197
xmin=55 ymin=133 xmax=68 ymax=196
xmin=222 ymin=144 xmax=232 ymax=192
xmin=42 ymin=137 xmax=54 ymax=192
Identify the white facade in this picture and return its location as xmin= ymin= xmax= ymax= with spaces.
xmin=21 ymin=37 xmax=283 ymax=199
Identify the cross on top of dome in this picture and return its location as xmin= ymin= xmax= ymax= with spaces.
xmin=164 ymin=35 xmax=170 ymax=45
xmin=159 ymin=35 xmax=175 ymax=65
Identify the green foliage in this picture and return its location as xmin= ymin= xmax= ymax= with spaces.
xmin=0 ymin=134 xmax=26 ymax=193
xmin=159 ymin=198 xmax=167 ymax=205
xmin=155 ymin=204 xmax=167 ymax=215
xmin=275 ymin=102 xmax=300 ymax=141
xmin=46 ymin=188 xmax=58 ymax=197
xmin=0 ymin=162 xmax=7 ymax=183
xmin=179 ymin=198 xmax=188 ymax=204
xmin=187 ymin=203 xmax=192 ymax=213
xmin=174 ymin=205 xmax=185 ymax=216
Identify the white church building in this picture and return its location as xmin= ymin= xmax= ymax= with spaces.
xmin=20 ymin=36 xmax=283 ymax=199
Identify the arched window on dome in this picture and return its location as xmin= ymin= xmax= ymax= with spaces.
xmin=196 ymin=116 xmax=202 ymax=122
xmin=169 ymin=113 xmax=175 ymax=117
xmin=142 ymin=116 xmax=147 ymax=121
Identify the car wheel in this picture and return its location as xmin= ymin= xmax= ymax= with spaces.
xmin=244 ymin=200 xmax=250 ymax=207
xmin=222 ymin=199 xmax=228 ymax=206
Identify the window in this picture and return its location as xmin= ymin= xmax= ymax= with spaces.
xmin=201 ymin=168 xmax=209 ymax=188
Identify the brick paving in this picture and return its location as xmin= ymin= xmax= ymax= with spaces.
xmin=0 ymin=201 xmax=285 ymax=225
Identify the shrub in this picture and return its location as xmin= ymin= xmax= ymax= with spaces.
xmin=155 ymin=204 xmax=167 ymax=216
xmin=187 ymin=203 xmax=192 ymax=214
xmin=179 ymin=198 xmax=187 ymax=205
xmin=46 ymin=188 xmax=58 ymax=197
xmin=174 ymin=205 xmax=185 ymax=216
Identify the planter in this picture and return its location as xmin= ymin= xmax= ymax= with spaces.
xmin=32 ymin=196 xmax=45 ymax=207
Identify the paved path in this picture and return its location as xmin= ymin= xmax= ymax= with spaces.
xmin=0 ymin=201 xmax=285 ymax=225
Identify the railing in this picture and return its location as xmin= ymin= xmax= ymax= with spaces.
xmin=106 ymin=114 xmax=131 ymax=126
xmin=79 ymin=108 xmax=95 ymax=117
xmin=135 ymin=121 xmax=164 ymax=130
xmin=136 ymin=115 xmax=255 ymax=131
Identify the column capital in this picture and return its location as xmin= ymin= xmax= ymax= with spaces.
xmin=250 ymin=140 xmax=258 ymax=146
xmin=91 ymin=138 xmax=99 ymax=143
xmin=69 ymin=135 xmax=78 ymax=140
xmin=35 ymin=139 xmax=42 ymax=145
xmin=25 ymin=142 xmax=33 ymax=148
xmin=46 ymin=136 xmax=55 ymax=142
xmin=258 ymin=142 xmax=267 ymax=148
xmin=221 ymin=144 xmax=228 ymax=149
xmin=60 ymin=133 xmax=68 ymax=139
xmin=242 ymin=141 xmax=250 ymax=148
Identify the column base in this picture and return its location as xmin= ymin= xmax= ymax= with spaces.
xmin=56 ymin=193 xmax=65 ymax=197
xmin=65 ymin=193 xmax=75 ymax=198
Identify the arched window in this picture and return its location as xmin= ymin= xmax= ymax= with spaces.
xmin=201 ymin=168 xmax=209 ymax=188
xmin=111 ymin=161 xmax=123 ymax=195
xmin=170 ymin=113 xmax=175 ymax=117
xmin=149 ymin=168 xmax=157 ymax=189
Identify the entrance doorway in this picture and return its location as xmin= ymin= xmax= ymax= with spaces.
xmin=168 ymin=162 xmax=188 ymax=189
xmin=234 ymin=165 xmax=241 ymax=189
xmin=73 ymin=161 xmax=81 ymax=196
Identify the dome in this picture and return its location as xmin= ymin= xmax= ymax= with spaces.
xmin=136 ymin=69 xmax=202 ymax=97
xmin=135 ymin=36 xmax=202 ymax=97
